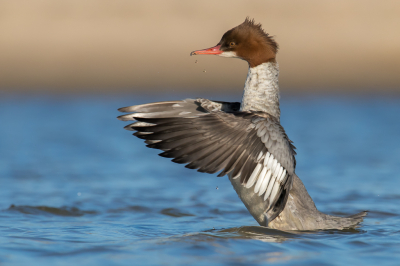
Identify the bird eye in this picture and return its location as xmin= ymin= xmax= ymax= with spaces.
xmin=229 ymin=42 xmax=236 ymax=47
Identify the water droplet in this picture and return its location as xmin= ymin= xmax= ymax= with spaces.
xmin=203 ymin=69 xmax=206 ymax=73
xmin=77 ymin=192 xmax=81 ymax=196
xmin=216 ymin=186 xmax=218 ymax=190
xmin=195 ymin=60 xmax=198 ymax=63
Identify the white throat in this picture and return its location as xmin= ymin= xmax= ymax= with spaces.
xmin=240 ymin=62 xmax=280 ymax=120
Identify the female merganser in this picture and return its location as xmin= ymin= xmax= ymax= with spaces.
xmin=118 ymin=18 xmax=366 ymax=230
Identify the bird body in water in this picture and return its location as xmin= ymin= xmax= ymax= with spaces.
xmin=118 ymin=18 xmax=366 ymax=230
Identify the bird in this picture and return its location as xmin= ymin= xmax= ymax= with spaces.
xmin=118 ymin=18 xmax=366 ymax=230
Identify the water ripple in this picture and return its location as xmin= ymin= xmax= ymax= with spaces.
xmin=1 ymin=96 xmax=400 ymax=265
xmin=7 ymin=205 xmax=97 ymax=217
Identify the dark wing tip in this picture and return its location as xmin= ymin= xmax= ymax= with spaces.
xmin=118 ymin=107 xmax=129 ymax=112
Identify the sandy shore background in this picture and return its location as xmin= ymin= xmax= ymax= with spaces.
xmin=0 ymin=0 xmax=399 ymax=94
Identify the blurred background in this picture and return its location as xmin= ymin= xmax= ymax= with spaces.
xmin=2 ymin=1 xmax=400 ymax=265
xmin=1 ymin=0 xmax=399 ymax=95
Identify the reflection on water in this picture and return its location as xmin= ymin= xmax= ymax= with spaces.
xmin=219 ymin=226 xmax=298 ymax=242
xmin=7 ymin=203 xmax=364 ymax=244
xmin=1 ymin=95 xmax=400 ymax=265
xmin=8 ymin=205 xmax=97 ymax=216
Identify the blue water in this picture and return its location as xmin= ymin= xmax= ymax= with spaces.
xmin=1 ymin=94 xmax=400 ymax=265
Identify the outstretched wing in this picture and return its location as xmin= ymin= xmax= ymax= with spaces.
xmin=118 ymin=98 xmax=296 ymax=219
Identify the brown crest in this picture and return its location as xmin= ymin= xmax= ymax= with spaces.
xmin=219 ymin=18 xmax=279 ymax=67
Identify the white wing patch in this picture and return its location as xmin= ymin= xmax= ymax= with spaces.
xmin=245 ymin=151 xmax=287 ymax=207
xmin=235 ymin=118 xmax=290 ymax=208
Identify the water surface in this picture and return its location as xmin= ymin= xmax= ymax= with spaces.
xmin=1 ymin=94 xmax=400 ymax=265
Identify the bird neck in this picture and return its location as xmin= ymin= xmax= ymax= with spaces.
xmin=240 ymin=62 xmax=280 ymax=120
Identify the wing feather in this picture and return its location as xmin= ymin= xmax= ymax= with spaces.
xmin=118 ymin=98 xmax=296 ymax=222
